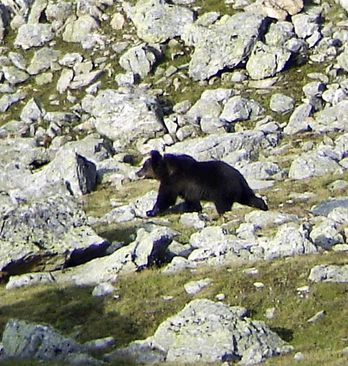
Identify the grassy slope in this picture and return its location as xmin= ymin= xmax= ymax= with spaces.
xmin=0 ymin=251 xmax=347 ymax=365
xmin=1 ymin=0 xmax=348 ymax=365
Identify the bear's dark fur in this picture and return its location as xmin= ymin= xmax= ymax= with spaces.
xmin=136 ymin=150 xmax=268 ymax=217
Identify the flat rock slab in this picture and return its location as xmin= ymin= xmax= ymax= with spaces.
xmin=311 ymin=197 xmax=348 ymax=216
xmin=309 ymin=264 xmax=348 ymax=283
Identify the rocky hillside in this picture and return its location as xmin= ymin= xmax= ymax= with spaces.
xmin=0 ymin=0 xmax=348 ymax=365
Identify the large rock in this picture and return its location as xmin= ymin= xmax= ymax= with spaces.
xmin=311 ymin=197 xmax=348 ymax=217
xmin=265 ymin=20 xmax=295 ymax=46
xmin=166 ymin=130 xmax=276 ymax=163
xmin=311 ymin=100 xmax=348 ymax=132
xmin=185 ymin=88 xmax=233 ymax=133
xmin=292 ymin=7 xmax=321 ymax=40
xmin=0 ymin=195 xmax=109 ymax=275
xmin=28 ymin=0 xmax=50 ymax=24
xmin=284 ymin=103 xmax=312 ymax=134
xmin=182 ymin=12 xmax=266 ymax=80
xmin=0 ymin=91 xmax=27 ymax=112
xmin=188 ymin=226 xmax=263 ymax=265
xmin=62 ymin=14 xmax=99 ymax=43
xmin=46 ymin=1 xmax=73 ymax=30
xmin=309 ymin=264 xmax=348 ymax=283
xmin=14 ymin=23 xmax=54 ymax=49
xmin=250 ymin=0 xmax=303 ymax=20
xmin=270 ymin=93 xmax=295 ymax=114
xmin=237 ymin=161 xmax=283 ymax=181
xmin=38 ymin=151 xmax=97 ymax=196
xmin=0 ymin=137 xmax=49 ymax=193
xmin=220 ymin=96 xmax=264 ymax=124
xmin=261 ymin=223 xmax=317 ymax=260
xmin=245 ymin=210 xmax=299 ymax=229
xmin=27 ymin=47 xmax=61 ymax=75
xmin=246 ymin=41 xmax=291 ymax=80
xmin=20 ymin=97 xmax=43 ymax=123
xmin=7 ymin=149 xmax=97 ymax=200
xmin=6 ymin=225 xmax=176 ymax=289
xmin=309 ymin=219 xmax=344 ymax=249
xmin=69 ymin=69 xmax=104 ymax=90
xmin=87 ymin=88 xmax=165 ymax=150
xmin=288 ymin=151 xmax=343 ymax=180
xmin=119 ymin=44 xmax=161 ymax=78
xmin=108 ymin=299 xmax=292 ymax=364
xmin=337 ymin=0 xmax=348 ymax=12
xmin=1 ymin=319 xmax=100 ymax=365
xmin=2 ymin=66 xmax=29 ymax=85
xmin=124 ymin=0 xmax=195 ymax=43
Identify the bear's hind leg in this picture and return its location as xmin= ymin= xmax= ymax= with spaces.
xmin=214 ymin=199 xmax=232 ymax=215
xmin=184 ymin=200 xmax=202 ymax=213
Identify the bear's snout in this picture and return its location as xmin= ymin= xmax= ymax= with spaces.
xmin=136 ymin=168 xmax=145 ymax=177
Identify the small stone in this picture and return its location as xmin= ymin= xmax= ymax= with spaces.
xmin=92 ymin=282 xmax=115 ymax=297
xmin=179 ymin=212 xmax=206 ymax=229
xmin=161 ymin=295 xmax=174 ymax=302
xmin=253 ymin=282 xmax=265 ymax=289
xmin=84 ymin=336 xmax=115 ymax=351
xmin=2 ymin=66 xmax=29 ymax=85
xmin=35 ymin=72 xmax=53 ymax=85
xmin=303 ymin=81 xmax=326 ymax=98
xmin=307 ymin=310 xmax=326 ymax=323
xmin=265 ymin=307 xmax=276 ymax=319
xmin=8 ymin=52 xmax=27 ymax=70
xmin=328 ymin=180 xmax=348 ymax=192
xmin=296 ymin=285 xmax=310 ymax=296
xmin=173 ymin=100 xmax=192 ymax=114
xmin=184 ymin=278 xmax=212 ymax=295
xmin=215 ymin=293 xmax=225 ymax=301
xmin=270 ymin=93 xmax=295 ymax=114
xmin=59 ymin=53 xmax=83 ymax=67
xmin=242 ymin=267 xmax=259 ymax=276
xmin=284 ymin=103 xmax=312 ymax=134
xmin=294 ymin=352 xmax=305 ymax=362
xmin=56 ymin=68 xmax=74 ymax=94
xmin=111 ymin=12 xmax=125 ymax=30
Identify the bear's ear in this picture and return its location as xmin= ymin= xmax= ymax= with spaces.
xmin=150 ymin=150 xmax=162 ymax=164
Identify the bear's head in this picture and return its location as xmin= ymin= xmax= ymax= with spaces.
xmin=136 ymin=150 xmax=166 ymax=180
xmin=136 ymin=150 xmax=195 ymax=181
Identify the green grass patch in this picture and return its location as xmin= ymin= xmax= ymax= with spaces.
xmin=268 ymin=169 xmax=348 ymax=217
xmin=1 ymin=252 xmax=347 ymax=365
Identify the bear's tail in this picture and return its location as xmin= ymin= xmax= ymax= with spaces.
xmin=248 ymin=195 xmax=268 ymax=211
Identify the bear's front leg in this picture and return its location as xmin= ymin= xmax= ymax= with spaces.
xmin=146 ymin=184 xmax=177 ymax=217
xmin=146 ymin=205 xmax=160 ymax=217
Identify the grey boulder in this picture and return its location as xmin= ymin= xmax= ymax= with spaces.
xmin=183 ymin=12 xmax=266 ymax=80
xmin=0 ymin=194 xmax=108 ymax=275
xmin=124 ymin=0 xmax=195 ymax=43
xmin=108 ymin=299 xmax=292 ymax=364
xmin=1 ymin=319 xmax=101 ymax=365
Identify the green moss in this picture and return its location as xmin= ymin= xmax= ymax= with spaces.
xmin=194 ymin=0 xmax=236 ymax=16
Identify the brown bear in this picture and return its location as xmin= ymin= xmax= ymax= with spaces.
xmin=136 ymin=150 xmax=268 ymax=217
